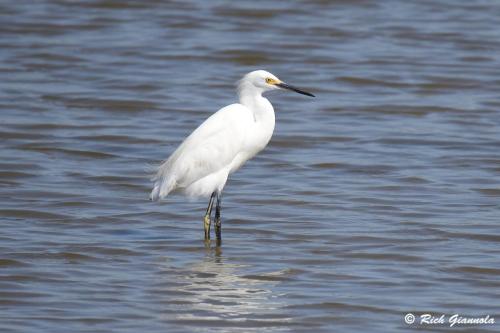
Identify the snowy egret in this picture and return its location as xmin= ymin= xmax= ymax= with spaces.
xmin=151 ymin=70 xmax=314 ymax=244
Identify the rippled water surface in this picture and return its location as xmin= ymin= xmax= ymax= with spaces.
xmin=1 ymin=1 xmax=500 ymax=332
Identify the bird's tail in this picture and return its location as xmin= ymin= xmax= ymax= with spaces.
xmin=150 ymin=175 xmax=176 ymax=201
xmin=150 ymin=158 xmax=177 ymax=201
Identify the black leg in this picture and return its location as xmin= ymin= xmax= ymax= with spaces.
xmin=214 ymin=192 xmax=222 ymax=245
xmin=204 ymin=192 xmax=216 ymax=240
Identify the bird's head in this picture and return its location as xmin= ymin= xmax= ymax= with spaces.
xmin=238 ymin=70 xmax=315 ymax=98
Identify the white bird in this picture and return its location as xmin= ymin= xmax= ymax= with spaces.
xmin=151 ymin=70 xmax=314 ymax=244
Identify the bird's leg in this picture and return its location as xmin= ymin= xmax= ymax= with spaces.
xmin=204 ymin=192 xmax=216 ymax=240
xmin=214 ymin=192 xmax=222 ymax=245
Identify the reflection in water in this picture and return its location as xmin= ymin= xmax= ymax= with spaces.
xmin=157 ymin=245 xmax=292 ymax=331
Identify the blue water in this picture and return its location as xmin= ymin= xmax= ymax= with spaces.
xmin=1 ymin=1 xmax=499 ymax=332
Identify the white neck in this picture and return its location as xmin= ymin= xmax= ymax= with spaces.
xmin=237 ymin=82 xmax=274 ymax=117
xmin=236 ymin=81 xmax=276 ymax=152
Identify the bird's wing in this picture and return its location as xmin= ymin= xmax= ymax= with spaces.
xmin=151 ymin=104 xmax=252 ymax=199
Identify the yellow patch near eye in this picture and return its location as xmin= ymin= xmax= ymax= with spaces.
xmin=266 ymin=78 xmax=277 ymax=85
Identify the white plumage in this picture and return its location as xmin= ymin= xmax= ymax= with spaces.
xmin=151 ymin=70 xmax=277 ymax=200
xmin=150 ymin=69 xmax=314 ymax=242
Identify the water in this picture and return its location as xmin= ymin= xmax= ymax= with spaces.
xmin=1 ymin=1 xmax=500 ymax=332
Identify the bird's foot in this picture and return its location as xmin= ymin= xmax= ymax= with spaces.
xmin=204 ymin=214 xmax=211 ymax=240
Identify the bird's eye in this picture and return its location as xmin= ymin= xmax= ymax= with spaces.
xmin=265 ymin=78 xmax=273 ymax=84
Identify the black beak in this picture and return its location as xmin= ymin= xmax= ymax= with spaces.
xmin=276 ymin=82 xmax=315 ymax=97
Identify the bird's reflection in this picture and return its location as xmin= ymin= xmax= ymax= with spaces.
xmin=157 ymin=242 xmax=292 ymax=328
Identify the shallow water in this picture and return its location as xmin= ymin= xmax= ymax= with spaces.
xmin=1 ymin=1 xmax=500 ymax=332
